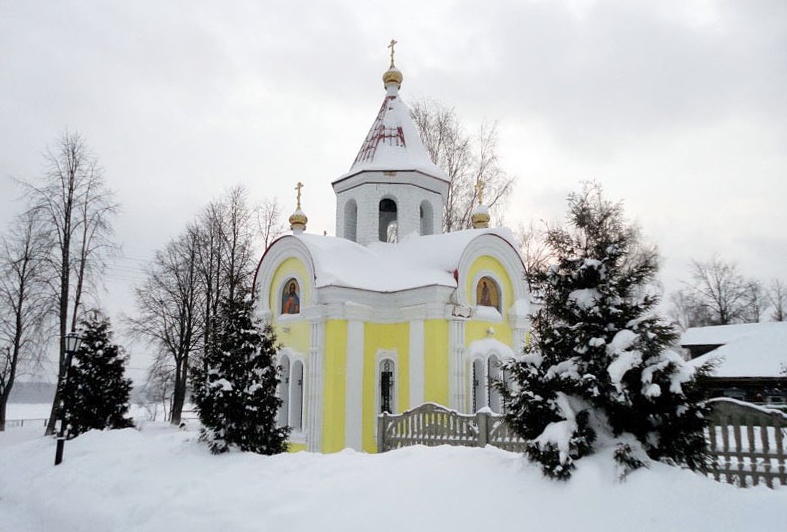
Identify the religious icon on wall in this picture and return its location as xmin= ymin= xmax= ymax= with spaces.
xmin=476 ymin=277 xmax=500 ymax=311
xmin=281 ymin=279 xmax=301 ymax=314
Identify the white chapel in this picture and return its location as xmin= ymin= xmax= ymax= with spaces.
xmin=253 ymin=44 xmax=530 ymax=453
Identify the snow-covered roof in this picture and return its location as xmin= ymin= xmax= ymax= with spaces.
xmin=684 ymin=322 xmax=787 ymax=378
xmin=337 ymin=74 xmax=448 ymax=182
xmin=296 ymin=228 xmax=517 ymax=292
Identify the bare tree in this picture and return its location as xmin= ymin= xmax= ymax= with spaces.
xmin=258 ymin=196 xmax=285 ymax=250
xmin=20 ymin=131 xmax=117 ymax=435
xmin=0 ymin=210 xmax=53 ymax=430
xmin=667 ymin=289 xmax=713 ymax=331
xmin=129 ymin=187 xmax=271 ymax=425
xmin=192 ymin=186 xmax=259 ymax=369
xmin=768 ymin=279 xmax=786 ymax=322
xmin=410 ymin=99 xmax=514 ymax=232
xmin=141 ymin=354 xmax=177 ymax=422
xmin=128 ymin=230 xmax=201 ymax=425
xmin=686 ymin=255 xmax=748 ymax=325
xmin=741 ymin=280 xmax=767 ymax=323
xmin=214 ymin=186 xmax=257 ymax=306
xmin=514 ymin=220 xmax=552 ymax=291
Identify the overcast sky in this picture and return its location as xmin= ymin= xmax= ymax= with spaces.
xmin=2 ymin=1 xmax=786 ymax=378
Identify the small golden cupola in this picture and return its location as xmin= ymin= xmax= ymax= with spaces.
xmin=471 ymin=179 xmax=491 ymax=229
xmin=289 ymin=181 xmax=308 ymax=234
xmin=382 ymin=39 xmax=403 ymax=90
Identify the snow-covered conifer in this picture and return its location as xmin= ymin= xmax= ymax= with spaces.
xmin=62 ymin=310 xmax=134 ymax=438
xmin=192 ymin=291 xmax=290 ymax=454
xmin=501 ymin=182 xmax=711 ymax=480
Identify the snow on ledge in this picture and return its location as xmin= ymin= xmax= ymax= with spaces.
xmin=467 ymin=337 xmax=515 ymax=359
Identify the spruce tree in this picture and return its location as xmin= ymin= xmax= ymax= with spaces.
xmin=62 ymin=310 xmax=134 ymax=438
xmin=192 ymin=291 xmax=290 ymax=455
xmin=502 ymin=183 xmax=711 ymax=480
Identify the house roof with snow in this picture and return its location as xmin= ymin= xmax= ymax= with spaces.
xmin=683 ymin=322 xmax=787 ymax=378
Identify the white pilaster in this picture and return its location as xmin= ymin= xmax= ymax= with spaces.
xmin=409 ymin=319 xmax=425 ymax=408
xmin=307 ymin=321 xmax=325 ymax=452
xmin=449 ymin=319 xmax=466 ymax=412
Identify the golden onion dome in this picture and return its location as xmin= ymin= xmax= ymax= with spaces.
xmin=382 ymin=66 xmax=403 ymax=88
xmin=289 ymin=209 xmax=308 ymax=232
xmin=471 ymin=208 xmax=490 ymax=229
xmin=471 ymin=180 xmax=490 ymax=228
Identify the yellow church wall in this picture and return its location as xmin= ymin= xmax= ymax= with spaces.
xmin=275 ymin=322 xmax=310 ymax=354
xmin=465 ymin=255 xmax=515 ymax=314
xmin=465 ymin=320 xmax=512 ymax=347
xmin=423 ymin=320 xmax=449 ymax=405
xmin=270 ymin=258 xmax=314 ymax=450
xmin=465 ymin=255 xmax=515 ymax=345
xmin=464 ymin=254 xmax=516 ymax=403
xmin=361 ymin=322 xmax=410 ymax=453
xmin=322 ymin=320 xmax=348 ymax=453
xmin=269 ymin=257 xmax=311 ymax=313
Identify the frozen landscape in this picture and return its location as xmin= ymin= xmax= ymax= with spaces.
xmin=1 ymin=405 xmax=785 ymax=532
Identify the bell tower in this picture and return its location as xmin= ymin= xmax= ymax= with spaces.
xmin=332 ymin=41 xmax=449 ymax=245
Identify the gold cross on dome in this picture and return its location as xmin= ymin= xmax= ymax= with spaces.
xmin=295 ymin=181 xmax=304 ymax=209
xmin=388 ymin=39 xmax=398 ymax=67
xmin=475 ymin=179 xmax=485 ymax=206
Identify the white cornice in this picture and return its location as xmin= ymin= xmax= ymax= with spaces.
xmin=332 ymin=169 xmax=449 ymax=198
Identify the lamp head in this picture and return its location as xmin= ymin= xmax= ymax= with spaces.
xmin=64 ymin=332 xmax=82 ymax=354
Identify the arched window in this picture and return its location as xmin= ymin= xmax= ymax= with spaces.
xmin=281 ymin=279 xmax=301 ymax=315
xmin=291 ymin=361 xmax=304 ymax=431
xmin=419 ymin=201 xmax=434 ymax=236
xmin=488 ymin=356 xmax=502 ymax=413
xmin=278 ymin=355 xmax=290 ymax=427
xmin=344 ymin=199 xmax=358 ymax=242
xmin=472 ymin=359 xmax=486 ymax=412
xmin=379 ymin=359 xmax=396 ymax=414
xmin=476 ymin=276 xmax=501 ymax=312
xmin=379 ymin=198 xmax=398 ymax=243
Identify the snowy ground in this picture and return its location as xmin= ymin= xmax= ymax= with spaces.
xmin=1 ymin=407 xmax=785 ymax=532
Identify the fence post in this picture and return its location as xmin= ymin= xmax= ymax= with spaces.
xmin=477 ymin=412 xmax=489 ymax=447
xmin=377 ymin=412 xmax=388 ymax=453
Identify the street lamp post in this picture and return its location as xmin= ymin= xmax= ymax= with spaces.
xmin=54 ymin=331 xmax=83 ymax=466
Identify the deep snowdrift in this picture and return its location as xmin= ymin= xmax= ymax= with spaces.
xmin=1 ymin=423 xmax=785 ymax=532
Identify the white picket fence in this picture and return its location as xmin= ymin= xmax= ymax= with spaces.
xmin=706 ymin=398 xmax=787 ymax=488
xmin=377 ymin=402 xmax=525 ymax=453
xmin=378 ymin=399 xmax=787 ymax=488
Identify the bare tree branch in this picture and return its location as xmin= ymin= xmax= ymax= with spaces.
xmin=514 ymin=220 xmax=552 ymax=291
xmin=258 ymin=197 xmax=285 ymax=250
xmin=768 ymin=279 xmax=786 ymax=322
xmin=17 ymin=131 xmax=117 ymax=435
xmin=410 ymin=99 xmax=515 ymax=232
xmin=0 ymin=209 xmax=54 ymax=430
xmin=128 ymin=186 xmax=263 ymax=425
